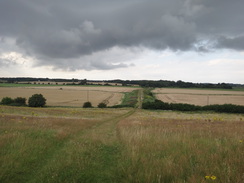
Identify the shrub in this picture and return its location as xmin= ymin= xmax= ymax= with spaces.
xmin=142 ymin=100 xmax=170 ymax=110
xmin=170 ymin=103 xmax=201 ymax=111
xmin=109 ymin=104 xmax=132 ymax=108
xmin=83 ymin=102 xmax=92 ymax=108
xmin=98 ymin=102 xmax=107 ymax=108
xmin=13 ymin=97 xmax=26 ymax=106
xmin=1 ymin=97 xmax=14 ymax=105
xmin=28 ymin=94 xmax=46 ymax=107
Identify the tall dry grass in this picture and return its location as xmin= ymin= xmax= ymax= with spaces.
xmin=117 ymin=111 xmax=244 ymax=183
xmin=1 ymin=106 xmax=243 ymax=182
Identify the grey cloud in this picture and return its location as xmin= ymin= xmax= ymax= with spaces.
xmin=1 ymin=0 xmax=244 ymax=70
xmin=217 ymin=36 xmax=244 ymax=51
xmin=43 ymin=57 xmax=130 ymax=71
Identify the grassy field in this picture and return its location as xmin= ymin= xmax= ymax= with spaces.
xmin=1 ymin=105 xmax=244 ymax=183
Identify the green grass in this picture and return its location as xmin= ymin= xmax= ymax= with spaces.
xmin=143 ymin=88 xmax=156 ymax=103
xmin=0 ymin=106 xmax=244 ymax=182
xmin=120 ymin=90 xmax=139 ymax=107
xmin=232 ymin=87 xmax=244 ymax=91
xmin=0 ymin=83 xmax=60 ymax=87
xmin=0 ymin=83 xmax=141 ymax=88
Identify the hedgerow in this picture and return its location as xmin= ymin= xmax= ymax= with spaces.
xmin=142 ymin=100 xmax=244 ymax=114
xmin=1 ymin=97 xmax=27 ymax=106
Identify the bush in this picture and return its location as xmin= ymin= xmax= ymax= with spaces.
xmin=98 ymin=102 xmax=107 ymax=108
xmin=142 ymin=100 xmax=170 ymax=110
xmin=28 ymin=94 xmax=46 ymax=107
xmin=13 ymin=97 xmax=26 ymax=106
xmin=1 ymin=97 xmax=14 ymax=105
xmin=170 ymin=103 xmax=201 ymax=111
xmin=109 ymin=104 xmax=132 ymax=108
xmin=83 ymin=102 xmax=92 ymax=108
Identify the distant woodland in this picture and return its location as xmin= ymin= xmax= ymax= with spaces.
xmin=1 ymin=77 xmax=243 ymax=89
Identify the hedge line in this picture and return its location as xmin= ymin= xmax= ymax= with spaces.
xmin=142 ymin=100 xmax=244 ymax=114
xmin=0 ymin=97 xmax=27 ymax=106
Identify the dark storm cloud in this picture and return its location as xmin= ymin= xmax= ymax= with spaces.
xmin=0 ymin=0 xmax=244 ymax=70
xmin=217 ymin=36 xmax=244 ymax=51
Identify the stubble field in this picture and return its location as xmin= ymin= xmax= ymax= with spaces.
xmin=154 ymin=88 xmax=244 ymax=106
xmin=0 ymin=86 xmax=137 ymax=107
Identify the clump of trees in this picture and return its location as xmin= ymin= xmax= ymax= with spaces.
xmin=1 ymin=97 xmax=27 ymax=106
xmin=98 ymin=102 xmax=107 ymax=108
xmin=0 ymin=94 xmax=47 ymax=107
xmin=83 ymin=102 xmax=92 ymax=108
xmin=28 ymin=94 xmax=46 ymax=107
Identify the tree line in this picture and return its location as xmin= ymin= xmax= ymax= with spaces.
xmin=106 ymin=79 xmax=235 ymax=89
xmin=1 ymin=77 xmax=243 ymax=89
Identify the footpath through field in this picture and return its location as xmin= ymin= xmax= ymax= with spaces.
xmin=12 ymin=108 xmax=137 ymax=183
xmin=38 ymin=109 xmax=135 ymax=182
xmin=137 ymin=89 xmax=144 ymax=109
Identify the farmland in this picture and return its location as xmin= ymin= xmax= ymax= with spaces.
xmin=0 ymin=86 xmax=137 ymax=107
xmin=154 ymin=88 xmax=244 ymax=106
xmin=0 ymin=86 xmax=244 ymax=182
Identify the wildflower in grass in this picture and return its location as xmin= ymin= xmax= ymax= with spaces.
xmin=240 ymin=140 xmax=243 ymax=143
xmin=205 ymin=175 xmax=210 ymax=179
xmin=211 ymin=175 xmax=217 ymax=180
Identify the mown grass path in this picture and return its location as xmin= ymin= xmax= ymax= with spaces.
xmin=137 ymin=89 xmax=143 ymax=109
xmin=31 ymin=109 xmax=136 ymax=183
xmin=0 ymin=107 xmax=136 ymax=183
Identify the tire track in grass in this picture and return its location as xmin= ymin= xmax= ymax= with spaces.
xmin=27 ymin=109 xmax=136 ymax=183
xmin=0 ymin=114 xmax=103 ymax=183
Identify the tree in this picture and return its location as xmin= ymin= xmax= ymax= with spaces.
xmin=28 ymin=94 xmax=46 ymax=107
xmin=14 ymin=97 xmax=26 ymax=106
xmin=83 ymin=101 xmax=92 ymax=108
xmin=1 ymin=97 xmax=14 ymax=105
xmin=98 ymin=102 xmax=107 ymax=108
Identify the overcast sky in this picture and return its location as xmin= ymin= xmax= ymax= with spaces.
xmin=0 ymin=0 xmax=244 ymax=83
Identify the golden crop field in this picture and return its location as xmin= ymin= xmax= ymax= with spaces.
xmin=154 ymin=88 xmax=244 ymax=106
xmin=0 ymin=86 xmax=137 ymax=107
